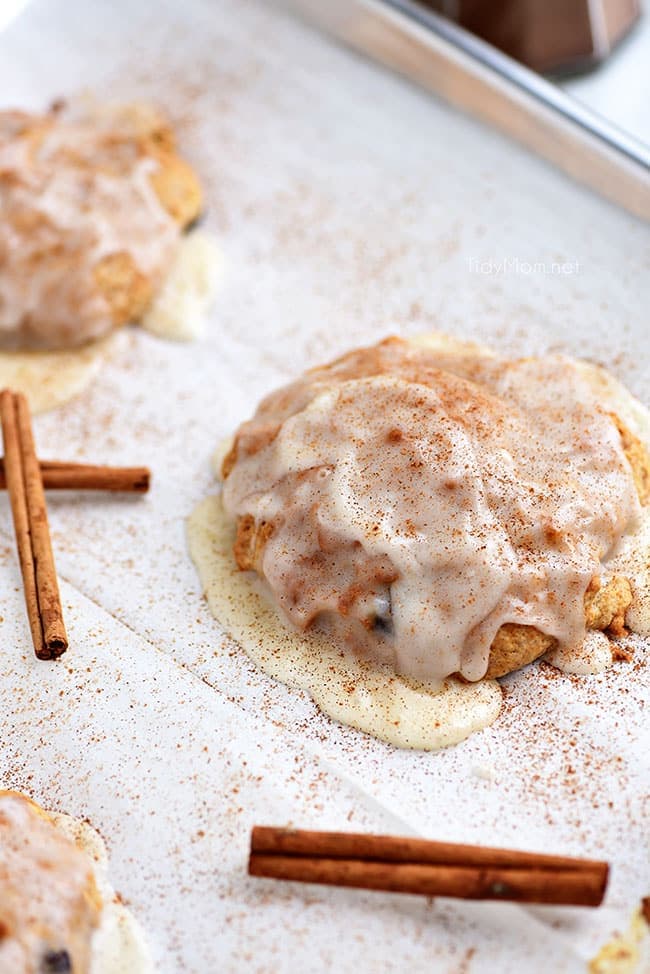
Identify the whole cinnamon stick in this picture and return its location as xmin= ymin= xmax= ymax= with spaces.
xmin=0 ymin=391 xmax=67 ymax=659
xmin=15 ymin=394 xmax=67 ymax=657
xmin=0 ymin=460 xmax=150 ymax=493
xmin=0 ymin=391 xmax=45 ymax=658
xmin=249 ymin=827 xmax=609 ymax=908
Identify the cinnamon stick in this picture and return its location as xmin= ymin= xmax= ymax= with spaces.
xmin=0 ymin=460 xmax=150 ymax=493
xmin=0 ymin=391 xmax=45 ymax=658
xmin=15 ymin=393 xmax=67 ymax=656
xmin=0 ymin=391 xmax=67 ymax=659
xmin=249 ymin=827 xmax=609 ymax=907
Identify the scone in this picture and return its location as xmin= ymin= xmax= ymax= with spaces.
xmin=0 ymin=789 xmax=153 ymax=974
xmin=219 ymin=335 xmax=650 ymax=685
xmin=0 ymin=790 xmax=102 ymax=973
xmin=0 ymin=99 xmax=202 ymax=350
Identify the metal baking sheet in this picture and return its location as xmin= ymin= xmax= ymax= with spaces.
xmin=282 ymin=0 xmax=650 ymax=219
xmin=0 ymin=0 xmax=648 ymax=971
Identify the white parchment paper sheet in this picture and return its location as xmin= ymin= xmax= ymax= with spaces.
xmin=0 ymin=1 xmax=648 ymax=971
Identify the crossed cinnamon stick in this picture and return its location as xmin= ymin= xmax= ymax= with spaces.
xmin=0 ymin=459 xmax=149 ymax=492
xmin=0 ymin=390 xmax=150 ymax=660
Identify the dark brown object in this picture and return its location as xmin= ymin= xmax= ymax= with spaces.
xmin=0 ymin=460 xmax=150 ymax=493
xmin=0 ymin=390 xmax=67 ymax=659
xmin=249 ymin=827 xmax=609 ymax=907
xmin=423 ymin=0 xmax=641 ymax=74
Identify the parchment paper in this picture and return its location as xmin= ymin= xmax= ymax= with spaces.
xmin=0 ymin=1 xmax=648 ymax=971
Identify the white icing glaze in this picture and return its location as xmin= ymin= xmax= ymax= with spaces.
xmin=546 ymin=630 xmax=613 ymax=675
xmin=222 ymin=337 xmax=641 ymax=685
xmin=51 ymin=814 xmax=154 ymax=974
xmin=188 ymin=494 xmax=502 ymax=750
xmin=0 ymin=331 xmax=119 ymax=414
xmin=141 ymin=229 xmax=221 ymax=341
xmin=0 ymin=102 xmax=178 ymax=349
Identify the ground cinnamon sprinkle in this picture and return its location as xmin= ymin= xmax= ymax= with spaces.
xmin=611 ymin=643 xmax=635 ymax=663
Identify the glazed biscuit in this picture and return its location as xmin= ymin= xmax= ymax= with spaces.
xmin=0 ymin=790 xmax=101 ymax=974
xmin=0 ymin=100 xmax=203 ymax=349
xmin=221 ymin=337 xmax=649 ymax=685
